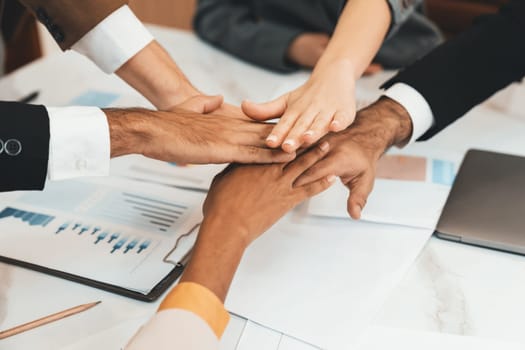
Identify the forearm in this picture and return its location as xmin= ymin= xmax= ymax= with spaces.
xmin=116 ymin=41 xmax=200 ymax=110
xmin=179 ymin=217 xmax=247 ymax=302
xmin=318 ymin=0 xmax=391 ymax=78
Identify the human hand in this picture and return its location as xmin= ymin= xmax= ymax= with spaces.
xmin=176 ymin=142 xmax=334 ymax=302
xmin=105 ymin=95 xmax=294 ymax=165
xmin=295 ymin=97 xmax=413 ymax=219
xmin=214 ymin=102 xmax=251 ymax=120
xmin=202 ymin=141 xmax=336 ymax=247
xmin=287 ymin=33 xmax=330 ymax=68
xmin=242 ymin=59 xmax=357 ymax=153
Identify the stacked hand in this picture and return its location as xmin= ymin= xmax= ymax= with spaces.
xmin=183 ymin=142 xmax=336 ymax=301
xmin=243 ymin=58 xmax=357 ymax=153
xmin=295 ymin=97 xmax=413 ymax=219
xmin=106 ymin=95 xmax=294 ymax=165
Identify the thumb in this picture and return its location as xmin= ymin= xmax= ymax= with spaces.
xmin=177 ymin=95 xmax=224 ymax=114
xmin=345 ymin=172 xmax=375 ymax=220
xmin=242 ymin=94 xmax=288 ymax=121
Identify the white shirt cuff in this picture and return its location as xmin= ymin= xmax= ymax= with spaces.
xmin=382 ymin=83 xmax=435 ymax=143
xmin=47 ymin=107 xmax=110 ymax=181
xmin=71 ymin=5 xmax=154 ymax=73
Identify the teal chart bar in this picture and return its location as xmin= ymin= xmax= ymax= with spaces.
xmin=0 ymin=207 xmax=55 ymax=227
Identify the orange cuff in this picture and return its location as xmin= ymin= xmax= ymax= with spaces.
xmin=158 ymin=282 xmax=230 ymax=338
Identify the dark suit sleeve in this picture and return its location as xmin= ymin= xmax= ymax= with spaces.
xmin=193 ymin=0 xmax=303 ymax=73
xmin=0 ymin=102 xmax=50 ymax=192
xmin=381 ymin=0 xmax=525 ymax=140
xmin=16 ymin=0 xmax=127 ymax=49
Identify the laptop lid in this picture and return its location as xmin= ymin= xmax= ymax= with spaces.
xmin=435 ymin=149 xmax=525 ymax=255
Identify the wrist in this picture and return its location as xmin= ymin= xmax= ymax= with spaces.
xmin=104 ymin=108 xmax=151 ymax=158
xmin=180 ymin=218 xmax=247 ymax=302
xmin=199 ymin=215 xmax=251 ymax=252
xmin=344 ymin=97 xmax=413 ymax=160
xmin=374 ymin=96 xmax=413 ymax=147
xmin=315 ymin=55 xmax=360 ymax=80
xmin=155 ymin=81 xmax=200 ymax=110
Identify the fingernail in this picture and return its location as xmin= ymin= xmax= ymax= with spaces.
xmin=319 ymin=141 xmax=329 ymax=151
xmin=303 ymin=130 xmax=315 ymax=137
xmin=266 ymin=134 xmax=278 ymax=143
xmin=283 ymin=139 xmax=295 ymax=148
xmin=327 ymin=175 xmax=336 ymax=183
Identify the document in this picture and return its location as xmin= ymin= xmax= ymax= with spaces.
xmin=307 ymin=154 xmax=457 ymax=229
xmin=111 ymin=155 xmax=227 ymax=191
xmin=225 ymin=212 xmax=433 ymax=349
xmin=0 ymin=177 xmax=205 ymax=295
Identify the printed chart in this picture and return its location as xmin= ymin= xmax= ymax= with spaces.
xmin=0 ymin=178 xmax=205 ymax=295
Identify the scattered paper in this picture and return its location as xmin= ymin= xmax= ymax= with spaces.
xmin=226 ymin=213 xmax=433 ymax=349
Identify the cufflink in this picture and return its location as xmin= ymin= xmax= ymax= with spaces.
xmin=4 ymin=139 xmax=22 ymax=156
xmin=0 ymin=139 xmax=3 ymax=155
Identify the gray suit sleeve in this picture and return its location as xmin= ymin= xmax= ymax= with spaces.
xmin=193 ymin=0 xmax=303 ymax=73
xmin=386 ymin=0 xmax=423 ymax=37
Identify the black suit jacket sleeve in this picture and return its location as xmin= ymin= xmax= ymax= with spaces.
xmin=0 ymin=102 xmax=50 ymax=192
xmin=382 ymin=0 xmax=525 ymax=141
xmin=193 ymin=0 xmax=304 ymax=73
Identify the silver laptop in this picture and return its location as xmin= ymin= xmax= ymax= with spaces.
xmin=435 ymin=149 xmax=525 ymax=255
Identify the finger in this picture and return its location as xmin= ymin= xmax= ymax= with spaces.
xmin=233 ymin=124 xmax=281 ymax=147
xmin=294 ymin=155 xmax=339 ymax=187
xmin=329 ymin=110 xmax=354 ymax=132
xmin=176 ymin=95 xmax=224 ymax=113
xmin=283 ymin=141 xmax=330 ymax=180
xmin=299 ymin=174 xmax=337 ymax=199
xmin=267 ymin=111 xmax=301 ymax=150
xmin=345 ymin=171 xmax=375 ymax=220
xmin=242 ymin=95 xmax=288 ymax=121
xmin=281 ymin=109 xmax=319 ymax=153
xmin=233 ymin=145 xmax=296 ymax=164
xmin=302 ymin=111 xmax=334 ymax=145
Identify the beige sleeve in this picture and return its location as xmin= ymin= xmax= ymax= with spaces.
xmin=124 ymin=309 xmax=220 ymax=350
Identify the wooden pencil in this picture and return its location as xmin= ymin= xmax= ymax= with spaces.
xmin=0 ymin=301 xmax=101 ymax=340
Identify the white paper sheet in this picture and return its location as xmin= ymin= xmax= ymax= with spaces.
xmin=308 ymin=153 xmax=457 ymax=229
xmin=225 ymin=212 xmax=433 ymax=349
xmin=111 ymin=155 xmax=227 ymax=191
xmin=0 ymin=177 xmax=205 ymax=294
xmin=236 ymin=321 xmax=282 ymax=350
xmin=308 ymin=180 xmax=450 ymax=229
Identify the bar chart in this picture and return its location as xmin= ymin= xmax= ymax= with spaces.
xmin=0 ymin=207 xmax=55 ymax=227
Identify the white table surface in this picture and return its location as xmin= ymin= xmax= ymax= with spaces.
xmin=1 ymin=25 xmax=525 ymax=350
